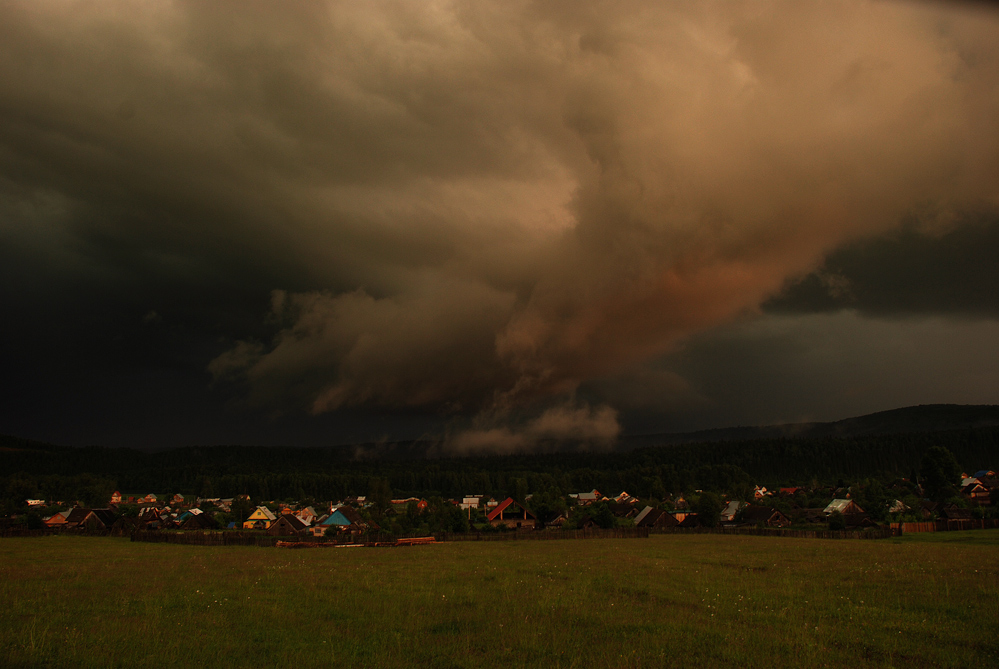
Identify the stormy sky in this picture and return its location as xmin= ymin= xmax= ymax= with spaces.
xmin=2 ymin=1 xmax=998 ymax=451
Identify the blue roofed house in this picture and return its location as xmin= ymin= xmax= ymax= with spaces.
xmin=316 ymin=507 xmax=374 ymax=536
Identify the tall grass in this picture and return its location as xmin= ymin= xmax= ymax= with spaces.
xmin=1 ymin=531 xmax=996 ymax=668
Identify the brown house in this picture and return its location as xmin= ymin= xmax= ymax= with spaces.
xmin=961 ymin=482 xmax=991 ymax=506
xmin=486 ymin=498 xmax=537 ymax=529
xmin=267 ymin=515 xmax=308 ymax=536
xmin=740 ymin=505 xmax=791 ymax=528
xmin=634 ymin=507 xmax=679 ymax=529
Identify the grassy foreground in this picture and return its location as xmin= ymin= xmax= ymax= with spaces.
xmin=1 ymin=532 xmax=996 ymax=668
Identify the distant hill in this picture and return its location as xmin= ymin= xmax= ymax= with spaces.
xmin=619 ymin=404 xmax=999 ymax=450
xmin=3 ymin=404 xmax=998 ymax=457
xmin=2 ymin=404 xmax=998 ymax=499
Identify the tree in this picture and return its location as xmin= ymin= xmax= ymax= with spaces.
xmin=230 ymin=495 xmax=254 ymax=526
xmin=828 ymin=511 xmax=846 ymax=531
xmin=694 ymin=492 xmax=722 ymax=528
xmin=528 ymin=485 xmax=568 ymax=527
xmin=368 ymin=477 xmax=393 ymax=518
xmin=855 ymin=479 xmax=890 ymax=522
xmin=919 ymin=446 xmax=962 ymax=503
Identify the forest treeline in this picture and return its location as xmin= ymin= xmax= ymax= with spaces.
xmin=2 ymin=426 xmax=997 ymax=508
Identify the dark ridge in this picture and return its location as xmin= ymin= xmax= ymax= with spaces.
xmin=619 ymin=404 xmax=999 ymax=449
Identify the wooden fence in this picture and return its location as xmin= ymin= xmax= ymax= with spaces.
xmin=890 ymin=519 xmax=999 ymax=534
xmin=0 ymin=528 xmax=54 ymax=538
xmin=131 ymin=530 xmax=441 ymax=547
xmin=651 ymin=526 xmax=895 ymax=540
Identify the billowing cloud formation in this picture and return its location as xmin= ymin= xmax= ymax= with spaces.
xmin=445 ymin=403 xmax=621 ymax=455
xmin=2 ymin=1 xmax=999 ymax=438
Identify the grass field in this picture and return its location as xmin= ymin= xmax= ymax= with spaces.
xmin=1 ymin=532 xmax=996 ymax=668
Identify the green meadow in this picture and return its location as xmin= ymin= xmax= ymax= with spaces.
xmin=1 ymin=532 xmax=996 ymax=668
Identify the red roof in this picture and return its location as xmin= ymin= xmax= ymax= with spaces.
xmin=486 ymin=497 xmax=535 ymax=522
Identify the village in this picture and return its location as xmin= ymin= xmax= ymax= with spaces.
xmin=17 ymin=467 xmax=999 ymax=541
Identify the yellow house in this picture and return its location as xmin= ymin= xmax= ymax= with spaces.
xmin=243 ymin=506 xmax=277 ymax=530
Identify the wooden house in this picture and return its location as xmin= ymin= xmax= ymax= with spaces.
xmin=43 ymin=510 xmax=70 ymax=528
xmin=677 ymin=512 xmax=700 ymax=527
xmin=486 ymin=498 xmax=537 ymax=529
xmin=569 ymin=490 xmax=601 ymax=506
xmin=843 ymin=513 xmax=877 ymax=528
xmin=939 ymin=505 xmax=973 ymax=521
xmin=720 ymin=501 xmax=744 ymax=523
xmin=110 ymin=516 xmax=140 ymax=536
xmin=739 ymin=505 xmax=791 ymax=528
xmin=318 ymin=506 xmax=377 ymax=533
xmin=243 ymin=506 xmax=277 ymax=530
xmin=608 ymin=503 xmax=639 ymax=519
xmin=634 ymin=507 xmax=679 ymax=529
xmin=961 ymin=481 xmax=991 ymax=506
xmin=296 ymin=506 xmax=319 ymax=525
xmin=823 ymin=499 xmax=864 ymax=515
xmin=110 ymin=491 xmax=122 ymax=504
xmin=266 ymin=514 xmax=308 ymax=536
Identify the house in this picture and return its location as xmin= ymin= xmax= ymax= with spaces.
xmin=611 ymin=491 xmax=638 ymax=504
xmin=739 ymin=505 xmax=791 ymax=528
xmin=110 ymin=516 xmax=140 ymax=536
xmin=794 ymin=508 xmax=828 ymax=524
xmin=961 ymin=481 xmax=991 ymax=506
xmin=720 ymin=501 xmax=744 ymax=523
xmin=318 ymin=506 xmax=377 ymax=532
xmin=267 ymin=514 xmax=308 ymax=536
xmin=296 ymin=506 xmax=319 ymax=525
xmin=753 ymin=486 xmax=770 ymax=499
xmin=779 ymin=487 xmax=802 ymax=497
xmin=569 ymin=490 xmax=601 ymax=506
xmin=843 ymin=513 xmax=877 ymax=528
xmin=485 ymin=498 xmax=537 ymax=529
xmin=390 ymin=498 xmax=428 ymax=514
xmin=62 ymin=507 xmax=93 ymax=529
xmin=459 ymin=496 xmax=483 ymax=510
xmin=939 ymin=505 xmax=973 ymax=521
xmin=43 ymin=510 xmax=70 ymax=528
xmin=141 ymin=494 xmax=158 ymax=504
xmin=61 ymin=508 xmax=117 ymax=531
xmin=110 ymin=491 xmax=122 ymax=504
xmin=824 ymin=499 xmax=864 ymax=515
xmin=243 ymin=506 xmax=277 ymax=530
xmin=608 ymin=503 xmax=640 ymax=519
xmin=634 ymin=506 xmax=679 ymax=529
xmin=677 ymin=513 xmax=700 ymax=527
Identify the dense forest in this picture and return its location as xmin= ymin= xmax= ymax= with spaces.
xmin=2 ymin=421 xmax=997 ymax=510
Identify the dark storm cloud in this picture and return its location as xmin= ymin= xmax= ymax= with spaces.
xmin=2 ymin=1 xmax=999 ymax=449
xmin=764 ymin=212 xmax=999 ymax=317
xmin=613 ymin=313 xmax=999 ymax=434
